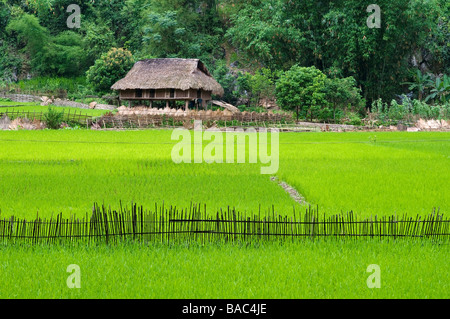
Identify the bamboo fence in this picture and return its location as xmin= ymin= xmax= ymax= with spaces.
xmin=0 ymin=204 xmax=448 ymax=245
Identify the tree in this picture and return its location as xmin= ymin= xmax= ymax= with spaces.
xmin=6 ymin=13 xmax=87 ymax=77
xmin=86 ymin=48 xmax=134 ymax=94
xmin=82 ymin=21 xmax=117 ymax=66
xmin=225 ymin=0 xmax=443 ymax=104
xmin=246 ymin=68 xmax=277 ymax=107
xmin=141 ymin=0 xmax=224 ymax=65
xmin=212 ymin=62 xmax=240 ymax=104
xmin=323 ymin=76 xmax=365 ymax=121
xmin=6 ymin=13 xmax=50 ymax=69
xmin=276 ymin=65 xmax=327 ymax=121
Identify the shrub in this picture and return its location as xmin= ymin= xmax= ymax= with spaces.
xmin=43 ymin=106 xmax=64 ymax=129
xmin=322 ymin=76 xmax=365 ymax=122
xmin=343 ymin=112 xmax=362 ymax=126
xmin=412 ymin=99 xmax=432 ymax=118
xmin=387 ymin=99 xmax=410 ymax=122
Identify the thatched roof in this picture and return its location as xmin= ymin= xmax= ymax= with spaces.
xmin=111 ymin=58 xmax=224 ymax=96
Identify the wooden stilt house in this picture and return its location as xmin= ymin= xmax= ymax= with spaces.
xmin=111 ymin=58 xmax=224 ymax=109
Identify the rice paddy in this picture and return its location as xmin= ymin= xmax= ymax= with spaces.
xmin=0 ymin=102 xmax=111 ymax=117
xmin=0 ymin=240 xmax=448 ymax=299
xmin=0 ymin=129 xmax=448 ymax=299
xmin=0 ymin=130 xmax=448 ymax=218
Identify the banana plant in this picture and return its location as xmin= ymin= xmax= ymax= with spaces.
xmin=425 ymin=74 xmax=450 ymax=104
xmin=402 ymin=69 xmax=430 ymax=101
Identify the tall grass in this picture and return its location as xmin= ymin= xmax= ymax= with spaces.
xmin=4 ymin=77 xmax=87 ymax=96
xmin=0 ymin=102 xmax=111 ymax=117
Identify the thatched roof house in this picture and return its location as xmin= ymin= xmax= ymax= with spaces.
xmin=111 ymin=58 xmax=224 ymax=109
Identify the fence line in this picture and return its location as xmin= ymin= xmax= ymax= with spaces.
xmin=0 ymin=110 xmax=94 ymax=125
xmin=0 ymin=204 xmax=448 ymax=245
xmin=95 ymin=113 xmax=295 ymax=129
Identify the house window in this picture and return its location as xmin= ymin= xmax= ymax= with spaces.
xmin=150 ymin=89 xmax=155 ymax=98
xmin=197 ymin=89 xmax=202 ymax=99
xmin=136 ymin=89 xmax=143 ymax=98
xmin=170 ymin=89 xmax=175 ymax=98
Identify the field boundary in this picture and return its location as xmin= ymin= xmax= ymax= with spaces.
xmin=270 ymin=176 xmax=309 ymax=205
xmin=0 ymin=203 xmax=448 ymax=244
xmin=0 ymin=109 xmax=95 ymax=125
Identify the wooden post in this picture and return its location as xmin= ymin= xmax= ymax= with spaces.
xmin=166 ymin=100 xmax=169 ymax=108
xmin=185 ymin=100 xmax=189 ymax=111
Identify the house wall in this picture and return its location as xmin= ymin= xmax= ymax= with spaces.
xmin=120 ymin=90 xmax=135 ymax=98
xmin=202 ymin=91 xmax=212 ymax=100
xmin=155 ymin=89 xmax=166 ymax=98
xmin=119 ymin=89 xmax=213 ymax=101
xmin=176 ymin=90 xmax=189 ymax=98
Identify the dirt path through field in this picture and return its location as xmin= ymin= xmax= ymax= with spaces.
xmin=270 ymin=176 xmax=309 ymax=205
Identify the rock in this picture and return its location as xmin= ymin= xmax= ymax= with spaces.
xmin=8 ymin=118 xmax=38 ymax=130
xmin=428 ymin=119 xmax=440 ymax=129
xmin=416 ymin=118 xmax=428 ymax=129
xmin=0 ymin=116 xmax=11 ymax=130
xmin=40 ymin=96 xmax=53 ymax=106
xmin=89 ymin=102 xmax=97 ymax=109
xmin=407 ymin=127 xmax=420 ymax=132
xmin=258 ymin=98 xmax=278 ymax=110
xmin=389 ymin=125 xmax=398 ymax=131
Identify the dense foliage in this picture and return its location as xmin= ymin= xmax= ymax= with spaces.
xmin=0 ymin=0 xmax=449 ymax=122
xmin=86 ymin=48 xmax=134 ymax=94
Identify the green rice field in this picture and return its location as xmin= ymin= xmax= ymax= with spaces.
xmin=0 ymin=129 xmax=448 ymax=298
xmin=0 ymin=101 xmax=110 ymax=117
xmin=0 ymin=130 xmax=448 ymax=218
xmin=1 ymin=240 xmax=448 ymax=299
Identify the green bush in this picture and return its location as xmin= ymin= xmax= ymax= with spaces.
xmin=43 ymin=106 xmax=64 ymax=129
xmin=322 ymin=76 xmax=365 ymax=122
xmin=388 ymin=100 xmax=410 ymax=122
xmin=371 ymin=97 xmax=450 ymax=124
xmin=246 ymin=68 xmax=277 ymax=107
xmin=412 ymin=99 xmax=432 ymax=118
xmin=346 ymin=112 xmax=363 ymax=126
